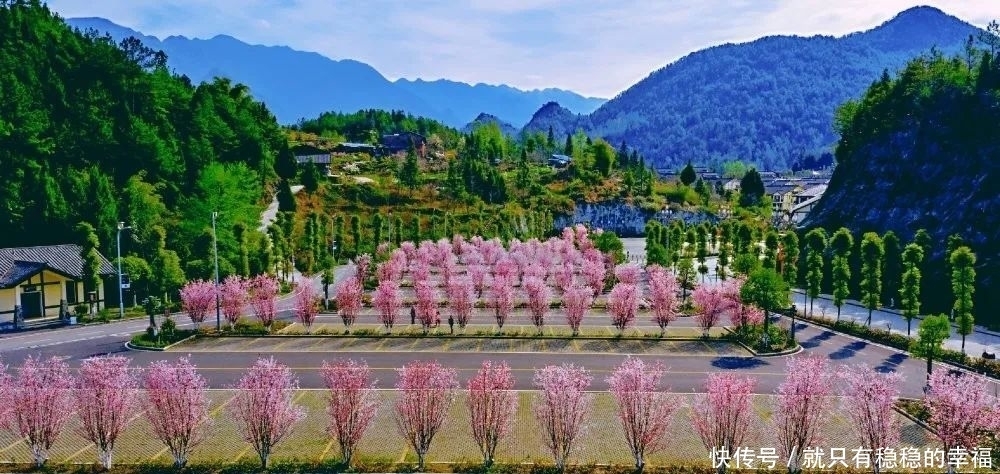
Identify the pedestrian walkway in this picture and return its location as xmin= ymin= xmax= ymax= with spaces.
xmin=792 ymin=289 xmax=1000 ymax=355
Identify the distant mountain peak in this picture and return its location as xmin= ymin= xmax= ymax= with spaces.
xmin=464 ymin=113 xmax=517 ymax=136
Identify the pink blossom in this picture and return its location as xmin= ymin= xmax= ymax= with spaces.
xmin=354 ymin=254 xmax=372 ymax=289
xmin=7 ymin=356 xmax=75 ymax=467
xmin=489 ymin=275 xmax=516 ymax=330
xmin=524 ymin=277 xmax=551 ymax=332
xmin=523 ymin=262 xmax=547 ymax=282
xmin=463 ymin=249 xmax=484 ymax=267
xmin=691 ymin=373 xmax=756 ymax=459
xmin=468 ymin=264 xmax=489 ymax=298
xmin=143 ymin=357 xmax=211 ymax=468
xmin=376 ymin=261 xmax=396 ymax=284
xmin=321 ymin=359 xmax=379 ymax=467
xmin=774 ymin=354 xmax=834 ymax=471
xmin=230 ymin=357 xmax=305 ymax=469
xmin=608 ymin=283 xmax=641 ymax=334
xmin=493 ymin=256 xmax=518 ymax=285
xmin=607 ymin=358 xmax=679 ymax=471
xmin=411 ymin=261 xmax=431 ymax=285
xmin=562 ymin=285 xmax=593 ymax=336
xmin=219 ymin=275 xmax=247 ymax=328
xmin=414 ymin=281 xmax=440 ymax=331
xmin=451 ymin=234 xmax=466 ymax=256
xmin=246 ymin=274 xmax=280 ymax=330
xmin=335 ymin=277 xmax=363 ymax=329
xmin=838 ymin=364 xmax=903 ymax=472
xmin=394 ymin=361 xmax=458 ymax=471
xmin=441 ymin=254 xmax=458 ymax=288
xmin=467 ymin=361 xmax=517 ymax=467
xmin=180 ymin=279 xmax=215 ymax=328
xmin=533 ymin=364 xmax=592 ymax=470
xmin=294 ymin=277 xmax=320 ymax=333
xmin=721 ymin=278 xmax=764 ymax=329
xmin=400 ymin=241 xmax=417 ymax=260
xmin=446 ymin=277 xmax=476 ymax=329
xmin=75 ymin=356 xmax=140 ymax=468
xmin=647 ymin=265 xmax=680 ymax=335
xmin=581 ymin=259 xmax=606 ymax=297
xmin=553 ymin=261 xmax=575 ymax=294
xmin=691 ymin=285 xmax=728 ymax=335
xmin=372 ymin=279 xmax=403 ymax=332
xmin=614 ymin=263 xmax=642 ymax=286
xmin=926 ymin=369 xmax=999 ymax=454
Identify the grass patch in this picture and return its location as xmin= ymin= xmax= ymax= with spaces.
xmin=129 ymin=329 xmax=197 ymax=349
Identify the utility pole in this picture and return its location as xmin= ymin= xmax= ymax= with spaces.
xmin=116 ymin=222 xmax=132 ymax=319
xmin=213 ymin=211 xmax=221 ymax=331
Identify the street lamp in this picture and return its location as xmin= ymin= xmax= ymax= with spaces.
xmin=212 ymin=211 xmax=221 ymax=331
xmin=116 ymin=222 xmax=132 ymax=320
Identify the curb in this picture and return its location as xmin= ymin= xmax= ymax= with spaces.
xmin=723 ymin=327 xmax=802 ymax=357
xmin=894 ymin=398 xmax=934 ymax=433
xmin=198 ymin=332 xmax=731 ymax=343
xmin=125 ymin=334 xmax=197 ymax=352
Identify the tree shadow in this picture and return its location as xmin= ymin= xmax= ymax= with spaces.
xmin=875 ymin=353 xmax=908 ymax=372
xmin=799 ymin=330 xmax=834 ymax=349
xmin=828 ymin=341 xmax=867 ymax=360
xmin=711 ymin=356 xmax=769 ymax=369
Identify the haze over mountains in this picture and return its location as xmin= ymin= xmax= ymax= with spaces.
xmin=65 ymin=17 xmax=606 ymax=128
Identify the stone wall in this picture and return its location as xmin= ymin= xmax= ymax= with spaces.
xmin=553 ymin=201 xmax=719 ymax=237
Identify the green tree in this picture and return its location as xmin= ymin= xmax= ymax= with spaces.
xmin=677 ymin=244 xmax=696 ymax=303
xmin=780 ymin=231 xmax=799 ymax=288
xmin=859 ymin=232 xmax=884 ymax=327
xmin=233 ymin=223 xmax=250 ymax=277
xmin=829 ymin=228 xmax=853 ymax=321
xmin=881 ymin=231 xmax=901 ymax=308
xmin=762 ymin=231 xmax=779 ymax=269
xmin=350 ymin=214 xmax=361 ymax=257
xmin=900 ymin=243 xmax=923 ymax=336
xmin=950 ymin=246 xmax=976 ymax=355
xmin=398 ymin=150 xmax=420 ymax=192
xmin=333 ymin=215 xmax=345 ymax=262
xmin=564 ymin=133 xmax=574 ymax=156
xmin=591 ymin=139 xmax=615 ymax=177
xmin=76 ymin=222 xmax=102 ymax=311
xmin=911 ymin=314 xmax=950 ymax=378
xmin=547 ymin=126 xmax=556 ymax=150
xmin=679 ymin=162 xmax=697 ymax=186
xmin=696 ymin=227 xmax=708 ymax=283
xmin=738 ymin=168 xmax=765 ymax=207
xmin=150 ymin=225 xmax=185 ymax=302
xmin=301 ymin=161 xmax=322 ymax=193
xmin=372 ymin=213 xmax=385 ymax=247
xmin=740 ymin=267 xmax=790 ymax=347
xmin=276 ymin=179 xmax=297 ymax=212
xmin=593 ymin=231 xmax=626 ymax=264
xmin=410 ymin=216 xmax=421 ymax=242
xmin=732 ymin=253 xmax=760 ymax=276
xmin=321 ymin=268 xmax=335 ymax=309
xmin=804 ymin=228 xmax=828 ymax=317
xmin=393 ymin=216 xmax=403 ymax=247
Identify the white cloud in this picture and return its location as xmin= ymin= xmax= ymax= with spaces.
xmin=44 ymin=0 xmax=1000 ymax=98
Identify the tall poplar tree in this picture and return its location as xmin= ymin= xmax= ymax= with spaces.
xmin=803 ymin=228 xmax=828 ymax=317
xmin=950 ymin=246 xmax=976 ymax=355
xmin=881 ymin=231 xmax=901 ymax=308
xmin=900 ymin=243 xmax=923 ymax=336
xmin=829 ymin=228 xmax=853 ymax=321
xmin=859 ymin=232 xmax=884 ymax=327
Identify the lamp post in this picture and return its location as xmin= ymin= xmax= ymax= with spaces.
xmin=116 ymin=222 xmax=132 ymax=320
xmin=212 ymin=211 xmax=221 ymax=331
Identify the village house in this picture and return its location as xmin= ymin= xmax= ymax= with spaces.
xmin=292 ymin=144 xmax=332 ymax=168
xmin=0 ymin=244 xmax=116 ymax=325
xmin=549 ymin=154 xmax=572 ymax=168
xmin=381 ymin=132 xmax=427 ymax=157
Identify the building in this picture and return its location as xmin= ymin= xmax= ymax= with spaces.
xmin=292 ymin=144 xmax=332 ymax=166
xmin=549 ymin=154 xmax=572 ymax=168
xmin=1 ymin=244 xmax=116 ymax=322
xmin=723 ymin=179 xmax=741 ymax=192
xmin=333 ymin=142 xmax=379 ymax=155
xmin=381 ymin=132 xmax=427 ymax=156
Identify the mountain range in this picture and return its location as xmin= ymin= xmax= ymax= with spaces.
xmin=525 ymin=6 xmax=983 ymax=170
xmin=65 ymin=17 xmax=605 ymax=128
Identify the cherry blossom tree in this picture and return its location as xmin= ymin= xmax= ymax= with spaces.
xmin=523 ymin=263 xmax=547 ymax=282
xmin=377 ymin=261 xmax=396 ymax=284
xmin=926 ymin=369 xmax=1000 ymax=465
xmin=247 ymin=274 xmax=280 ymax=330
xmin=219 ymin=275 xmax=247 ymax=328
xmin=372 ymin=279 xmax=403 ymax=332
xmin=581 ymin=259 xmax=606 ymax=296
xmin=466 ymin=361 xmax=518 ymax=467
xmin=230 ymin=357 xmax=305 ymax=469
xmin=414 ymin=281 xmax=440 ymax=332
xmin=562 ymin=285 xmax=593 ymax=336
xmin=336 ymin=277 xmax=363 ymax=330
xmin=533 ymin=364 xmax=592 ymax=470
xmin=691 ymin=285 xmax=728 ymax=337
xmin=691 ymin=373 xmax=756 ymax=473
xmin=494 ymin=257 xmax=518 ymax=285
xmin=720 ymin=278 xmax=764 ymax=332
xmin=489 ymin=275 xmax=516 ymax=330
xmin=75 ymin=356 xmax=139 ymax=469
xmin=553 ymin=262 xmax=575 ymax=294
xmin=614 ymin=263 xmax=642 ymax=285
xmin=469 ymin=264 xmax=489 ymax=298
xmin=180 ymin=279 xmax=215 ymax=328
xmin=774 ymin=354 xmax=833 ymax=473
xmin=608 ymin=283 xmax=640 ymax=334
xmin=607 ymin=358 xmax=679 ymax=472
xmin=321 ymin=359 xmax=379 ymax=468
xmin=7 ymin=356 xmax=75 ymax=467
xmin=394 ymin=361 xmax=458 ymax=471
xmin=411 ymin=261 xmax=432 ymax=285
xmin=524 ymin=277 xmax=551 ymax=333
xmin=294 ymin=277 xmax=320 ymax=333
xmin=838 ymin=364 xmax=903 ymax=474
xmin=647 ymin=265 xmax=680 ymax=336
xmin=143 ymin=357 xmax=211 ymax=468
xmin=447 ymin=277 xmax=476 ymax=329
xmin=441 ymin=254 xmax=458 ymax=288
xmin=355 ymin=254 xmax=372 ymax=289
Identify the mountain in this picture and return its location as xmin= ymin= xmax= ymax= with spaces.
xmin=65 ymin=17 xmax=605 ymax=127
xmin=525 ymin=6 xmax=981 ymax=170
xmin=522 ymin=102 xmax=592 ymax=141
xmin=463 ymin=113 xmax=518 ymax=137
xmin=801 ymin=50 xmax=1000 ymax=327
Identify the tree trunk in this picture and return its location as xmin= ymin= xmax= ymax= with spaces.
xmin=836 ymin=305 xmax=841 ymax=322
xmin=866 ymin=308 xmax=872 ymax=327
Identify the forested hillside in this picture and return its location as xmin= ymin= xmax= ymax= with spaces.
xmin=802 ymin=49 xmax=1000 ymax=326
xmin=292 ymin=109 xmax=463 ymax=147
xmin=533 ymin=6 xmax=980 ymax=170
xmin=0 ymin=0 xmax=291 ymax=298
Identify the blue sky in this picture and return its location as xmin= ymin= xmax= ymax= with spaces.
xmin=45 ymin=0 xmax=1000 ymax=98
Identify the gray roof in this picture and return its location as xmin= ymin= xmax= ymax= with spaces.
xmin=798 ymin=184 xmax=828 ymax=198
xmin=0 ymin=244 xmax=115 ymax=288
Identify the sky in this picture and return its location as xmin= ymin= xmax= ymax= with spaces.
xmin=44 ymin=0 xmax=1000 ymax=98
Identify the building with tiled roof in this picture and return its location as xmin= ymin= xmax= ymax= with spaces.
xmin=1 ymin=244 xmax=115 ymax=322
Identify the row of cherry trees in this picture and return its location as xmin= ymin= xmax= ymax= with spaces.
xmin=3 ymin=355 xmax=994 ymax=472
xmin=180 ymin=275 xmax=322 ymax=332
